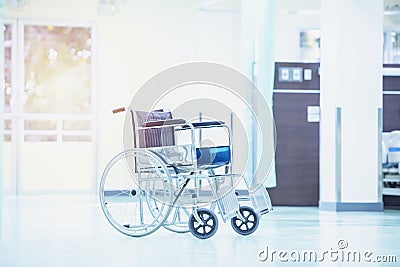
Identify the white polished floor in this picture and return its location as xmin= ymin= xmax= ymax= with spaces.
xmin=0 ymin=195 xmax=399 ymax=267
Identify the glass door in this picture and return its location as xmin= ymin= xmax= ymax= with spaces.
xmin=3 ymin=20 xmax=96 ymax=194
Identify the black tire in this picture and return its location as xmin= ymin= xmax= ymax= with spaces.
xmin=188 ymin=208 xmax=218 ymax=239
xmin=231 ymin=206 xmax=259 ymax=236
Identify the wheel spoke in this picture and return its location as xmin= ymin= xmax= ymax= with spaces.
xmin=205 ymin=217 xmax=215 ymax=227
xmin=195 ymin=224 xmax=202 ymax=231
xmin=236 ymin=219 xmax=244 ymax=228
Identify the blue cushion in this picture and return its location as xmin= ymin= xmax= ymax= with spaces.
xmin=196 ymin=146 xmax=230 ymax=166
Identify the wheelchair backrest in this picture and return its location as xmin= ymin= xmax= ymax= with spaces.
xmin=130 ymin=110 xmax=176 ymax=148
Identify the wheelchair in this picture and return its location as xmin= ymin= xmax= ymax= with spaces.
xmin=99 ymin=107 xmax=272 ymax=239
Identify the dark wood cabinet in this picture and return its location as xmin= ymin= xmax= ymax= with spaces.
xmin=269 ymin=93 xmax=320 ymax=206
xmin=383 ymin=94 xmax=400 ymax=132
xmin=269 ymin=62 xmax=320 ymax=206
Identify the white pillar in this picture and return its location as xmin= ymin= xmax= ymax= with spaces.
xmin=240 ymin=0 xmax=276 ymax=188
xmin=319 ymin=0 xmax=383 ymax=211
xmin=254 ymin=0 xmax=276 ymax=188
xmin=240 ymin=0 xmax=257 ymax=185
xmin=240 ymin=0 xmax=255 ymax=79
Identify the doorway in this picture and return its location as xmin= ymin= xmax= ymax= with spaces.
xmin=3 ymin=20 xmax=96 ymax=194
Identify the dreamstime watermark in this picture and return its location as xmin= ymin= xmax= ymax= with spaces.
xmin=258 ymin=239 xmax=397 ymax=263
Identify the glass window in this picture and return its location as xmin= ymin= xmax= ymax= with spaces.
xmin=22 ymin=25 xmax=92 ymax=142
xmin=299 ymin=29 xmax=321 ymax=62
xmin=383 ymin=30 xmax=400 ymax=64
xmin=23 ymin=25 xmax=92 ymax=114
xmin=4 ymin=24 xmax=13 ymax=114
xmin=4 ymin=119 xmax=12 ymax=142
xmin=62 ymin=120 xmax=91 ymax=131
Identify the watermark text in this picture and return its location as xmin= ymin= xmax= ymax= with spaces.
xmin=258 ymin=239 xmax=397 ymax=263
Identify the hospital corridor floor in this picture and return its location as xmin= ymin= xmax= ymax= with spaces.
xmin=0 ymin=195 xmax=399 ymax=267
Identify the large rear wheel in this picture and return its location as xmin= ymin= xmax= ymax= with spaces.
xmin=99 ymin=149 xmax=173 ymax=237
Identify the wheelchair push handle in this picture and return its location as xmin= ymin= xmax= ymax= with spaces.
xmin=112 ymin=107 xmax=126 ymax=114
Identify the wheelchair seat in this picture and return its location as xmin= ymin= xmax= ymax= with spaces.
xmin=196 ymin=145 xmax=230 ymax=167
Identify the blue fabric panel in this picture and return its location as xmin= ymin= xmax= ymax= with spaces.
xmin=196 ymin=146 xmax=230 ymax=166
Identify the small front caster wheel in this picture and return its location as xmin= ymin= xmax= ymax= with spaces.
xmin=188 ymin=208 xmax=218 ymax=239
xmin=231 ymin=206 xmax=259 ymax=236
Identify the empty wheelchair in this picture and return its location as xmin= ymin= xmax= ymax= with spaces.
xmin=99 ymin=107 xmax=272 ymax=239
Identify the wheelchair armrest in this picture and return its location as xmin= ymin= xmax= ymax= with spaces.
xmin=142 ymin=118 xmax=187 ymax=127
xmin=182 ymin=121 xmax=225 ymax=128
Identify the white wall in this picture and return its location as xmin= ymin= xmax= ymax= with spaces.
xmin=274 ymin=0 xmax=321 ymax=62
xmin=275 ymin=0 xmax=399 ymax=62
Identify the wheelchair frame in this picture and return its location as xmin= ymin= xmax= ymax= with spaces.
xmin=99 ymin=107 xmax=272 ymax=239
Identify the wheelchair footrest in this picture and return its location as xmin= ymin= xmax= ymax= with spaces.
xmin=215 ymin=189 xmax=239 ymax=222
xmin=249 ymin=186 xmax=273 ymax=215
